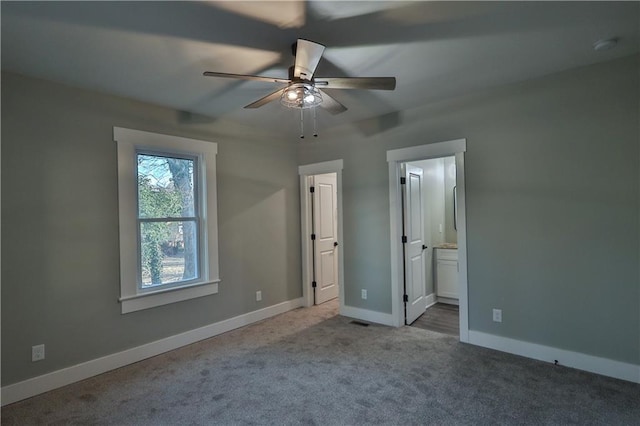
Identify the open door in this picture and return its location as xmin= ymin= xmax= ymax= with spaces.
xmin=312 ymin=173 xmax=339 ymax=304
xmin=403 ymin=164 xmax=428 ymax=324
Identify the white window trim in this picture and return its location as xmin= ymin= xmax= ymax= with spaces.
xmin=114 ymin=127 xmax=220 ymax=314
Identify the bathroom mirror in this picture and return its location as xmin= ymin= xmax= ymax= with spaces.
xmin=453 ymin=186 xmax=457 ymax=230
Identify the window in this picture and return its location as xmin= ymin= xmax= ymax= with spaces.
xmin=114 ymin=127 xmax=219 ymax=314
xmin=137 ymin=152 xmax=199 ymax=288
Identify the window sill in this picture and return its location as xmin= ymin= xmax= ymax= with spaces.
xmin=119 ymin=279 xmax=220 ymax=314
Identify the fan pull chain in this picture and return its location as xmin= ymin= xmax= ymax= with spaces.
xmin=300 ymin=108 xmax=304 ymax=139
xmin=313 ymin=107 xmax=318 ymax=137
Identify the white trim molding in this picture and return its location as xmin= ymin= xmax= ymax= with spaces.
xmin=469 ymin=331 xmax=640 ymax=384
xmin=299 ymin=159 xmax=344 ymax=176
xmin=386 ymin=139 xmax=467 ymax=162
xmin=1 ymin=298 xmax=304 ymax=406
xmin=425 ymin=293 xmax=437 ymax=309
xmin=113 ymin=127 xmax=220 ymax=314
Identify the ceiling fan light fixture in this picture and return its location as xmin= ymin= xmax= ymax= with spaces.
xmin=281 ymin=83 xmax=323 ymax=109
xmin=203 ymin=39 xmax=394 ymax=117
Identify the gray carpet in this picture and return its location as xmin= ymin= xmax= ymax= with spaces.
xmin=3 ymin=300 xmax=639 ymax=425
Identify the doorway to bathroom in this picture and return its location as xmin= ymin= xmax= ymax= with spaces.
xmin=402 ymin=156 xmax=460 ymax=336
xmin=387 ymin=139 xmax=469 ymax=342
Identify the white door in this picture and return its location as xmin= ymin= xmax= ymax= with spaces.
xmin=313 ymin=173 xmax=339 ymax=304
xmin=404 ymin=164 xmax=428 ymax=324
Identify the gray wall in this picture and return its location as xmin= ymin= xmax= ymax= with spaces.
xmin=421 ymin=158 xmax=446 ymax=249
xmin=1 ymin=72 xmax=302 ymax=385
xmin=298 ymin=55 xmax=639 ymax=365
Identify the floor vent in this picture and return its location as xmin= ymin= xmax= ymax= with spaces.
xmin=350 ymin=320 xmax=370 ymax=327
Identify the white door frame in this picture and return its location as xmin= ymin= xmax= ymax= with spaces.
xmin=299 ymin=160 xmax=344 ymax=311
xmin=387 ymin=139 xmax=469 ymax=342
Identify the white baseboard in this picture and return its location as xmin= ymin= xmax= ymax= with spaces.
xmin=468 ymin=330 xmax=640 ymax=384
xmin=1 ymin=298 xmax=304 ymax=406
xmin=425 ymin=293 xmax=436 ymax=309
xmin=341 ymin=305 xmax=395 ymax=326
xmin=437 ymin=296 xmax=459 ymax=306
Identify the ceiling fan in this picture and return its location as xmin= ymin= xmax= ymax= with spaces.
xmin=203 ymin=39 xmax=396 ymax=115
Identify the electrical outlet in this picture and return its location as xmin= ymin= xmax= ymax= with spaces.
xmin=256 ymin=291 xmax=262 ymax=302
xmin=361 ymin=289 xmax=367 ymax=300
xmin=493 ymin=309 xmax=502 ymax=323
xmin=32 ymin=344 xmax=45 ymax=362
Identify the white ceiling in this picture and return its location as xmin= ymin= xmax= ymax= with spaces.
xmin=2 ymin=1 xmax=638 ymax=137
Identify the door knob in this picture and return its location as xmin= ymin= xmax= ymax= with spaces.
xmin=334 ymin=242 xmax=339 ymax=247
xmin=422 ymin=245 xmax=428 ymax=250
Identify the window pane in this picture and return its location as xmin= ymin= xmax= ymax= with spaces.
xmin=140 ymin=221 xmax=198 ymax=287
xmin=137 ymin=154 xmax=195 ymax=218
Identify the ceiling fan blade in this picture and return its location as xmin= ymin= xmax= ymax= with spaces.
xmin=315 ymin=77 xmax=396 ymax=90
xmin=244 ymin=88 xmax=285 ymax=109
xmin=293 ymin=39 xmax=325 ymax=81
xmin=319 ymin=90 xmax=347 ymax=115
xmin=203 ymin=71 xmax=291 ymax=84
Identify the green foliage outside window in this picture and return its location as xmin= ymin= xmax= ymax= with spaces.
xmin=137 ymin=154 xmax=197 ymax=287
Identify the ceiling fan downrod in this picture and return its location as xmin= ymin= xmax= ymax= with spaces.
xmin=300 ymin=108 xmax=304 ymax=139
xmin=313 ymin=107 xmax=318 ymax=138
xmin=299 ymin=108 xmax=319 ymax=139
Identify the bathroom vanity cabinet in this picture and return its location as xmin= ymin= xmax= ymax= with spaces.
xmin=436 ymin=248 xmax=458 ymax=300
